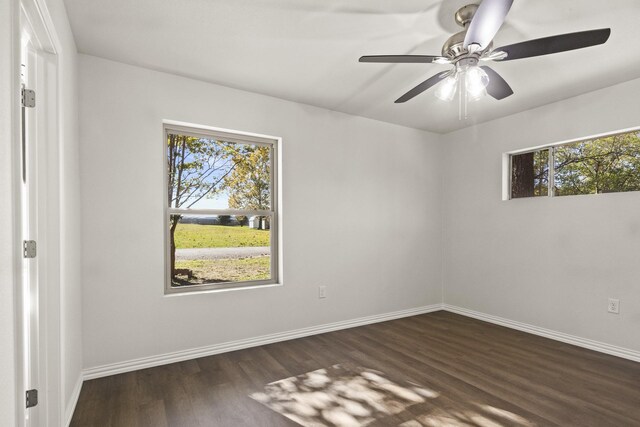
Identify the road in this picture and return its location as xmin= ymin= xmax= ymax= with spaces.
xmin=176 ymin=246 xmax=270 ymax=260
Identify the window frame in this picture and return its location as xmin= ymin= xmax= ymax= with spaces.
xmin=163 ymin=123 xmax=280 ymax=295
xmin=506 ymin=126 xmax=640 ymax=200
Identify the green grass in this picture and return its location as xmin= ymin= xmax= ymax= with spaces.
xmin=174 ymin=224 xmax=269 ymax=249
xmin=174 ymin=256 xmax=270 ymax=284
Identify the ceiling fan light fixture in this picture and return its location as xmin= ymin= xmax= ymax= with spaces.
xmin=435 ymin=74 xmax=458 ymax=102
xmin=433 ymin=65 xmax=489 ymax=103
xmin=464 ymin=66 xmax=490 ymax=99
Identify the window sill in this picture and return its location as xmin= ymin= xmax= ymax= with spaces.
xmin=164 ymin=282 xmax=282 ymax=297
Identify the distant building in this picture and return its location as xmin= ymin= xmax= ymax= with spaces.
xmin=249 ymin=216 xmax=270 ymax=230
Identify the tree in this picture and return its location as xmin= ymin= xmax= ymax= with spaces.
xmin=554 ymin=132 xmax=640 ymax=195
xmin=511 ymin=150 xmax=548 ymax=198
xmin=167 ymin=134 xmax=237 ymax=281
xmin=223 ymin=145 xmax=271 ymax=210
xmin=236 ymin=215 xmax=248 ymax=226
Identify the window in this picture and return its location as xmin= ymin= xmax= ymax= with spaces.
xmin=509 ymin=129 xmax=640 ymax=199
xmin=165 ymin=124 xmax=278 ymax=293
xmin=510 ymin=149 xmax=549 ymax=199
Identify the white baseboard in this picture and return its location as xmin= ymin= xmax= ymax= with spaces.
xmin=80 ymin=302 xmax=639 ymax=386
xmin=65 ymin=373 xmax=83 ymax=427
xmin=443 ymin=304 xmax=640 ymax=363
xmin=83 ymin=304 xmax=443 ymax=380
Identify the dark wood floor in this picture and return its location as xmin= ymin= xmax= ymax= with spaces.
xmin=71 ymin=311 xmax=640 ymax=426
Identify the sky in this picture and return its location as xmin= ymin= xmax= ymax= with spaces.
xmin=192 ymin=193 xmax=230 ymax=210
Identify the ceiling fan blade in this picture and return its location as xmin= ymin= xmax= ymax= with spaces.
xmin=463 ymin=0 xmax=514 ymax=51
xmin=480 ymin=66 xmax=513 ymax=100
xmin=395 ymin=71 xmax=450 ymax=103
xmin=359 ymin=55 xmax=447 ymax=64
xmin=492 ymin=28 xmax=611 ymax=61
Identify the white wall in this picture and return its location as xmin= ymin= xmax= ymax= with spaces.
xmin=78 ymin=54 xmax=443 ymax=370
xmin=442 ymin=77 xmax=640 ymax=352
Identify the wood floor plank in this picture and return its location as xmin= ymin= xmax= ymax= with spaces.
xmin=71 ymin=312 xmax=640 ymax=426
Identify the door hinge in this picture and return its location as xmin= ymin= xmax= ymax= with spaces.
xmin=21 ymin=88 xmax=35 ymax=108
xmin=23 ymin=240 xmax=37 ymax=258
xmin=26 ymin=389 xmax=38 ymax=408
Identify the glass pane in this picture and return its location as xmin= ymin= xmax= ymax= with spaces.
xmin=167 ymin=132 xmax=272 ymax=210
xmin=511 ymin=149 xmax=549 ymax=199
xmin=169 ymin=214 xmax=272 ymax=287
xmin=554 ymin=131 xmax=640 ymax=196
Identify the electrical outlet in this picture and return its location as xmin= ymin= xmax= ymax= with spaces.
xmin=318 ymin=286 xmax=327 ymax=299
xmin=608 ymin=298 xmax=620 ymax=314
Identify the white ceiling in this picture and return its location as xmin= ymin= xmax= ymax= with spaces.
xmin=63 ymin=0 xmax=640 ymax=133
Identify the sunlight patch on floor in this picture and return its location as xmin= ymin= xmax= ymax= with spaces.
xmin=251 ymin=364 xmax=439 ymax=426
xmin=250 ymin=364 xmax=535 ymax=427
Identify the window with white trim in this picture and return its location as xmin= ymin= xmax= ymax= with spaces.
xmin=165 ymin=124 xmax=278 ymax=293
xmin=510 ymin=129 xmax=640 ymax=199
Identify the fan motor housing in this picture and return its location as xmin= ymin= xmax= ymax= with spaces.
xmin=442 ymin=31 xmax=492 ymax=59
xmin=442 ymin=31 xmax=467 ymax=58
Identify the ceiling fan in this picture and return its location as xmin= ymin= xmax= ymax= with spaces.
xmin=359 ymin=0 xmax=611 ymax=103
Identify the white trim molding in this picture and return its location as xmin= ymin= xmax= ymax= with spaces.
xmin=443 ymin=304 xmax=640 ymax=363
xmin=64 ymin=374 xmax=83 ymax=427
xmin=83 ymin=304 xmax=443 ymax=380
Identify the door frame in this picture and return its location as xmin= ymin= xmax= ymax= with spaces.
xmin=13 ymin=0 xmax=62 ymax=425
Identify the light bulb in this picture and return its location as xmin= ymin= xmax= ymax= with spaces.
xmin=435 ymin=75 xmax=458 ymax=102
xmin=465 ymin=66 xmax=489 ymax=100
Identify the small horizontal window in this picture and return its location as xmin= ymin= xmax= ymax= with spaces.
xmin=509 ymin=129 xmax=640 ymax=199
